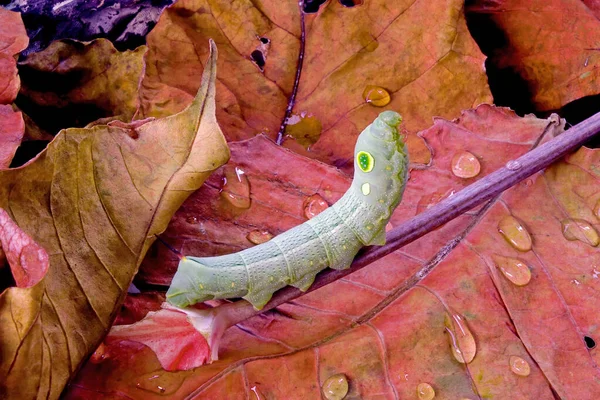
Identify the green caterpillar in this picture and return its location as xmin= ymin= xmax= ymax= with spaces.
xmin=166 ymin=111 xmax=409 ymax=310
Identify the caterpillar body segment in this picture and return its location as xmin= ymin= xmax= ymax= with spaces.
xmin=166 ymin=110 xmax=409 ymax=310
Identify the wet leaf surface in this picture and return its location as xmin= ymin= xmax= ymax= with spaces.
xmin=139 ymin=0 xmax=492 ymax=173
xmin=67 ymin=105 xmax=600 ymax=399
xmin=0 ymin=42 xmax=229 ymax=399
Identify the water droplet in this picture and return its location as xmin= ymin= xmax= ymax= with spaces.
xmin=571 ymin=279 xmax=581 ymax=286
xmin=361 ymin=182 xmax=371 ymax=195
xmin=284 ymin=112 xmax=322 ymax=148
xmin=90 ymin=342 xmax=108 ymax=363
xmin=220 ymin=165 xmax=251 ymax=209
xmin=585 ymin=335 xmax=596 ymax=349
xmin=498 ymin=215 xmax=532 ymax=252
xmin=492 ymin=255 xmax=531 ymax=286
xmin=451 ymin=151 xmax=481 ymax=178
xmin=593 ymin=199 xmax=600 ymax=219
xmin=561 ymin=219 xmax=600 ymax=247
xmin=506 ymin=160 xmax=522 ymax=170
xmin=186 ymin=216 xmax=199 ymax=224
xmin=444 ymin=313 xmax=477 ymax=364
xmin=509 ymin=356 xmax=531 ymax=376
xmin=416 ymin=382 xmax=435 ymax=400
xmin=135 ymin=373 xmax=170 ymax=394
xmin=322 ymin=373 xmax=349 ymax=400
xmin=363 ymin=85 xmax=391 ymax=107
xmin=247 ymin=229 xmax=273 ymax=245
xmin=304 ymin=194 xmax=329 ymax=219
xmin=593 ymin=267 xmax=600 ymax=279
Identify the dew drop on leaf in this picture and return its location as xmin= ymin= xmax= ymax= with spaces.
xmin=89 ymin=342 xmax=108 ymax=364
xmin=186 ymin=216 xmax=199 ymax=224
xmin=247 ymin=229 xmax=273 ymax=245
xmin=416 ymin=382 xmax=435 ymax=400
xmin=498 ymin=215 xmax=532 ymax=252
xmin=304 ymin=194 xmax=329 ymax=219
xmin=561 ymin=218 xmax=600 ymax=247
xmin=492 ymin=255 xmax=531 ymax=286
xmin=593 ymin=199 xmax=600 ymax=219
xmin=284 ymin=112 xmax=322 ymax=148
xmin=451 ymin=151 xmax=481 ymax=178
xmin=363 ymin=85 xmax=391 ymax=107
xmin=509 ymin=355 xmax=531 ymax=376
xmin=220 ymin=165 xmax=251 ymax=209
xmin=444 ymin=313 xmax=477 ymax=364
xmin=322 ymin=373 xmax=349 ymax=400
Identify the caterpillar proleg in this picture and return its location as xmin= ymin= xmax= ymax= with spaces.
xmin=167 ymin=111 xmax=409 ymax=310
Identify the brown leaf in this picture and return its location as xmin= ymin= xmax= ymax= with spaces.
xmin=0 ymin=41 xmax=229 ymax=399
xmin=0 ymin=105 xmax=25 ymax=168
xmin=0 ymin=207 xmax=49 ymax=288
xmin=18 ymin=39 xmax=146 ymax=133
xmin=0 ymin=8 xmax=28 ymax=104
xmin=71 ymin=106 xmax=596 ymax=399
xmin=138 ymin=0 xmax=492 ymax=172
xmin=467 ymin=0 xmax=600 ymax=111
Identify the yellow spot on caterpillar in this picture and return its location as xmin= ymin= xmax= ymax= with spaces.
xmin=367 ymin=224 xmax=374 ymax=230
xmin=386 ymin=165 xmax=392 ymax=171
xmin=379 ymin=199 xmax=384 ymax=203
xmin=231 ymin=282 xmax=235 ymax=288
xmin=310 ymin=261 xmax=314 ymax=266
xmin=357 ymin=151 xmax=374 ymax=172
xmin=199 ymin=284 xmax=204 ymax=289
xmin=361 ymin=182 xmax=371 ymax=196
xmin=343 ymin=245 xmax=347 ymax=249
xmin=269 ymin=276 xmax=274 ymax=281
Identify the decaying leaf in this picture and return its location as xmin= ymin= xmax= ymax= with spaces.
xmin=0 ymin=8 xmax=28 ymax=104
xmin=18 ymin=39 xmax=147 ymax=133
xmin=0 ymin=41 xmax=229 ymax=399
xmin=69 ymin=106 xmax=600 ymax=399
xmin=467 ymin=0 xmax=600 ymax=111
xmin=139 ymin=0 xmax=492 ymax=172
xmin=0 ymin=208 xmax=49 ymax=288
xmin=0 ymin=105 xmax=25 ymax=168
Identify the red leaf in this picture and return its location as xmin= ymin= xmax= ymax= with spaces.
xmin=0 ymin=208 xmax=49 ymax=288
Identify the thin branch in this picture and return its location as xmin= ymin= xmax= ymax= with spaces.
xmin=276 ymin=0 xmax=306 ymax=145
xmin=219 ymin=111 xmax=600 ymax=325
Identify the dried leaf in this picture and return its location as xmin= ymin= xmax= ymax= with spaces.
xmin=0 ymin=208 xmax=49 ymax=288
xmin=467 ymin=0 xmax=600 ymax=111
xmin=18 ymin=39 xmax=146 ymax=133
xmin=0 ymin=41 xmax=229 ymax=399
xmin=139 ymin=0 xmax=491 ymax=172
xmin=71 ymin=106 xmax=596 ymax=399
xmin=0 ymin=105 xmax=25 ymax=168
xmin=0 ymin=8 xmax=28 ymax=104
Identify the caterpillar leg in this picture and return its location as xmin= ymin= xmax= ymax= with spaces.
xmin=243 ymin=289 xmax=275 ymax=310
xmin=290 ymin=273 xmax=317 ymax=291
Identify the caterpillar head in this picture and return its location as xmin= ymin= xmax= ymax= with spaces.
xmin=352 ymin=110 xmax=408 ymax=212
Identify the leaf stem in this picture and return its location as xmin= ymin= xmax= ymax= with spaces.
xmin=220 ymin=111 xmax=600 ymax=325
xmin=276 ymin=0 xmax=306 ymax=145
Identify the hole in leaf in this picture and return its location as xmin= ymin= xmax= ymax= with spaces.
xmin=250 ymin=49 xmax=265 ymax=71
xmin=464 ymin=3 xmax=536 ymax=116
xmin=339 ymin=0 xmax=363 ymax=7
xmin=9 ymin=140 xmax=51 ymax=168
xmin=259 ymin=37 xmax=270 ymax=44
xmin=585 ymin=335 xmax=596 ymax=349
xmin=304 ymin=0 xmax=327 ymax=13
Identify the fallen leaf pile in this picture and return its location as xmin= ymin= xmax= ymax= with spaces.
xmin=2 ymin=0 xmax=600 ymax=399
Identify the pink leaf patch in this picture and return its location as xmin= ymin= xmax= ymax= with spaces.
xmin=0 ymin=207 xmax=49 ymax=288
xmin=106 ymin=304 xmax=212 ymax=371
xmin=0 ymin=105 xmax=24 ymax=168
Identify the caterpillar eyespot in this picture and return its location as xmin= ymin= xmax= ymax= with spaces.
xmin=166 ymin=110 xmax=409 ymax=310
xmin=357 ymin=151 xmax=374 ymax=172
